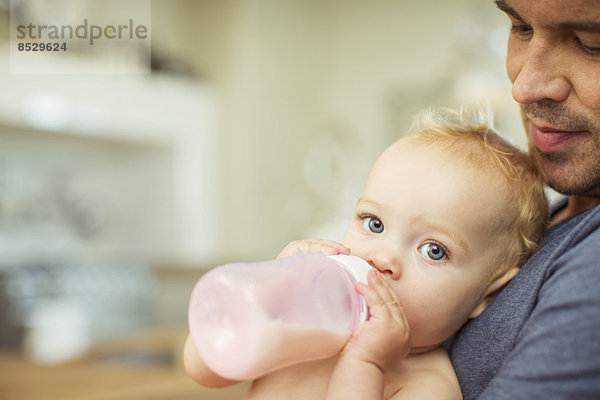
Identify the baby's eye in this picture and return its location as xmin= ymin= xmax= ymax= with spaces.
xmin=418 ymin=242 xmax=447 ymax=261
xmin=362 ymin=216 xmax=384 ymax=234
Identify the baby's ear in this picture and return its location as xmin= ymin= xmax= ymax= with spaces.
xmin=469 ymin=267 xmax=519 ymax=319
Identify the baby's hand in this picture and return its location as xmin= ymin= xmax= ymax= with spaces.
xmin=277 ymin=239 xmax=350 ymax=259
xmin=343 ymin=269 xmax=411 ymax=372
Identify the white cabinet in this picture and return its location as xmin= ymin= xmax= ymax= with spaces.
xmin=0 ymin=72 xmax=219 ymax=264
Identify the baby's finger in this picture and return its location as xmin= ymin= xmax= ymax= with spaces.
xmin=307 ymin=239 xmax=351 ymax=255
xmin=356 ymin=269 xmax=389 ymax=311
xmin=365 ymin=269 xmax=407 ymax=326
xmin=377 ymin=276 xmax=408 ymax=326
xmin=277 ymin=239 xmax=350 ymax=259
xmin=355 ymin=279 xmax=384 ymax=311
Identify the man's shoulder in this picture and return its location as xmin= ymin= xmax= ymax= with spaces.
xmin=550 ymin=201 xmax=600 ymax=240
xmin=449 ymin=204 xmax=600 ymax=399
xmin=492 ymin=203 xmax=600 ymax=313
xmin=520 ymin=203 xmax=600 ymax=274
xmin=536 ymin=204 xmax=600 ymax=304
xmin=528 ymin=203 xmax=600 ymax=282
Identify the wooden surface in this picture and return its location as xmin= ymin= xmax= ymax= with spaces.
xmin=0 ymin=354 xmax=250 ymax=400
xmin=0 ymin=328 xmax=250 ymax=400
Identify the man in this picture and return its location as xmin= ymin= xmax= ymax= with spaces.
xmin=449 ymin=0 xmax=600 ymax=399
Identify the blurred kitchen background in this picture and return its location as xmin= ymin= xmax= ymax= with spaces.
xmin=0 ymin=0 xmax=525 ymax=399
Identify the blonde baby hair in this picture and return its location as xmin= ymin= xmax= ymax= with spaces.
xmin=406 ymin=105 xmax=549 ymax=277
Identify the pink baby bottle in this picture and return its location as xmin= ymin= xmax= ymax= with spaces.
xmin=187 ymin=252 xmax=371 ymax=380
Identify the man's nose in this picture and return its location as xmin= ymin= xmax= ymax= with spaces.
xmin=510 ymin=37 xmax=571 ymax=105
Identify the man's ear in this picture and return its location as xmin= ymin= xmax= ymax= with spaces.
xmin=469 ymin=267 xmax=519 ymax=319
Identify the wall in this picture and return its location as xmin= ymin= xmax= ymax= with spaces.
xmin=154 ymin=0 xmax=521 ymax=261
xmin=0 ymin=0 xmax=531 ymax=359
xmin=0 ymin=0 xmax=524 ymax=263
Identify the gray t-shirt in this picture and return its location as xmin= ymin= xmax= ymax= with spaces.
xmin=449 ymin=203 xmax=600 ymax=399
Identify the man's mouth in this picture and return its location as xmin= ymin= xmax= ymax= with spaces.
xmin=529 ymin=119 xmax=589 ymax=153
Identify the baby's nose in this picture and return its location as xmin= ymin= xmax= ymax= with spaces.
xmin=366 ymin=254 xmax=401 ymax=280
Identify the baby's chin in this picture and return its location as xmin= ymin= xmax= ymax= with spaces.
xmin=407 ymin=343 xmax=443 ymax=355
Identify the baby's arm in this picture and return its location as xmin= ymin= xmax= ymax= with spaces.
xmin=183 ymin=335 xmax=241 ymax=388
xmin=326 ymin=269 xmax=411 ymax=400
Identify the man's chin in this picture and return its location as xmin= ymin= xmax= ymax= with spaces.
xmin=527 ymin=133 xmax=600 ymax=196
xmin=538 ymin=157 xmax=600 ymax=197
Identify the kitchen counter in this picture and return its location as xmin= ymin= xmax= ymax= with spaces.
xmin=0 ymin=328 xmax=250 ymax=400
xmin=0 ymin=353 xmax=250 ymax=400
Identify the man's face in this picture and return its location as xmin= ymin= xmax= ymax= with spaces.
xmin=498 ymin=0 xmax=600 ymax=196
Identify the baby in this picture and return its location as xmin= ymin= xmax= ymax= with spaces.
xmin=184 ymin=106 xmax=549 ymax=399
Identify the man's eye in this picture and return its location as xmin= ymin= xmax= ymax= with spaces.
xmin=418 ymin=242 xmax=447 ymax=261
xmin=575 ymin=38 xmax=600 ymax=56
xmin=510 ymin=23 xmax=533 ymax=38
xmin=362 ymin=216 xmax=384 ymax=234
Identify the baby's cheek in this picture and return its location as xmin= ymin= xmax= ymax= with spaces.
xmin=401 ymin=299 xmax=449 ymax=345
